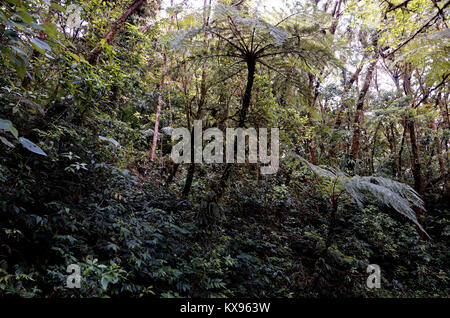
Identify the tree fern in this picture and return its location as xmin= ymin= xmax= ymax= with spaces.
xmin=168 ymin=3 xmax=337 ymax=83
xmin=297 ymin=156 xmax=429 ymax=238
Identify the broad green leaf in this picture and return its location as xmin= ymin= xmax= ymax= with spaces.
xmin=16 ymin=11 xmax=34 ymax=24
xmin=19 ymin=137 xmax=47 ymax=156
xmin=41 ymin=22 xmax=58 ymax=37
xmin=30 ymin=38 xmax=51 ymax=53
xmin=9 ymin=54 xmax=26 ymax=79
xmin=0 ymin=118 xmax=19 ymax=138
xmin=10 ymin=45 xmax=26 ymax=56
xmin=99 ymin=136 xmax=120 ymax=147
xmin=50 ymin=3 xmax=66 ymax=12
xmin=31 ymin=22 xmax=46 ymax=31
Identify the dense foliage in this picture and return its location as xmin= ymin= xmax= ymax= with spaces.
xmin=0 ymin=0 xmax=449 ymax=298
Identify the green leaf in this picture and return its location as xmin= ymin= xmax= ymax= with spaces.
xmin=4 ymin=29 xmax=19 ymax=40
xmin=10 ymin=45 xmax=26 ymax=56
xmin=31 ymin=22 xmax=45 ymax=31
xmin=9 ymin=54 xmax=26 ymax=79
xmin=0 ymin=118 xmax=19 ymax=138
xmin=50 ymin=3 xmax=66 ymax=12
xmin=6 ymin=0 xmax=21 ymax=5
xmin=99 ymin=136 xmax=120 ymax=147
xmin=0 ymin=136 xmax=15 ymax=148
xmin=100 ymin=277 xmax=109 ymax=290
xmin=16 ymin=11 xmax=34 ymax=24
xmin=41 ymin=22 xmax=58 ymax=37
xmin=30 ymin=38 xmax=51 ymax=53
xmin=19 ymin=137 xmax=47 ymax=156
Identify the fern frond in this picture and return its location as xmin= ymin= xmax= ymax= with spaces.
xmin=359 ymin=176 xmax=425 ymax=211
xmin=296 ymin=155 xmax=430 ymax=238
xmin=169 ymin=27 xmax=203 ymax=51
xmin=344 ymin=177 xmax=428 ymax=237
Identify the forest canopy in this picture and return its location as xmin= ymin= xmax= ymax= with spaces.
xmin=0 ymin=0 xmax=449 ymax=298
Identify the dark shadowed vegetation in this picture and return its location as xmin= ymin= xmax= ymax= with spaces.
xmin=0 ymin=0 xmax=449 ymax=298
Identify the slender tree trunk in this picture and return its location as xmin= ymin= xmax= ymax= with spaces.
xmin=165 ymin=163 xmax=180 ymax=186
xmin=402 ymin=64 xmax=424 ymax=198
xmin=87 ymin=0 xmax=147 ymax=65
xmin=182 ymin=126 xmax=196 ymax=196
xmin=150 ymin=53 xmax=167 ymax=161
xmin=217 ymin=88 xmax=228 ymax=131
xmin=407 ymin=120 xmax=424 ymax=196
xmin=182 ymin=150 xmax=195 ymax=195
xmin=330 ymin=0 xmax=343 ymax=34
xmin=349 ymin=31 xmax=379 ymax=169
xmin=370 ymin=121 xmax=382 ymax=174
xmin=439 ymin=92 xmax=450 ymax=131
xmin=388 ymin=123 xmax=401 ymax=178
xmin=214 ymin=57 xmax=256 ymax=200
xmin=333 ymin=28 xmax=368 ymax=133
xmin=239 ymin=58 xmax=256 ymax=127
xmin=350 ymin=58 xmax=377 ymax=167
xmin=431 ymin=120 xmax=445 ymax=171
xmin=182 ymin=1 xmax=211 ymax=196
xmin=398 ymin=119 xmax=409 ymax=181
xmin=331 ymin=61 xmax=363 ymax=161
xmin=439 ymin=93 xmax=449 ymax=175
xmin=433 ymin=97 xmax=446 ymax=173
xmin=401 ymin=63 xmax=426 ymax=237
xmin=334 ymin=65 xmax=363 ymax=131
xmin=307 ymin=73 xmax=319 ymax=164
xmin=407 ymin=119 xmax=425 ymax=238
xmin=182 ymin=68 xmax=206 ymax=195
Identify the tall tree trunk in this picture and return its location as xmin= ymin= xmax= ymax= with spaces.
xmin=439 ymin=92 xmax=449 ymax=178
xmin=432 ymin=119 xmax=445 ymax=173
xmin=331 ymin=30 xmax=365 ymax=159
xmin=370 ymin=121 xmax=382 ymax=173
xmin=398 ymin=120 xmax=408 ymax=181
xmin=214 ymin=57 xmax=256 ymax=200
xmin=333 ymin=65 xmax=363 ymax=131
xmin=182 ymin=0 xmax=211 ymax=196
xmin=239 ymin=58 xmax=256 ymax=127
xmin=407 ymin=119 xmax=425 ymax=238
xmin=181 ymin=67 xmax=207 ymax=196
xmin=402 ymin=63 xmax=426 ymax=237
xmin=87 ymin=0 xmax=147 ymax=65
xmin=165 ymin=163 xmax=180 ymax=186
xmin=307 ymin=73 xmax=319 ymax=164
xmin=402 ymin=64 xmax=424 ymax=197
xmin=329 ymin=0 xmax=343 ymax=34
xmin=388 ymin=123 xmax=402 ymax=178
xmin=150 ymin=53 xmax=167 ymax=161
xmin=183 ymin=0 xmax=211 ymax=196
xmin=349 ymin=58 xmax=377 ymax=167
xmin=182 ymin=127 xmax=196 ymax=196
xmin=407 ymin=120 xmax=424 ymax=196
xmin=434 ymin=97 xmax=446 ymax=173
